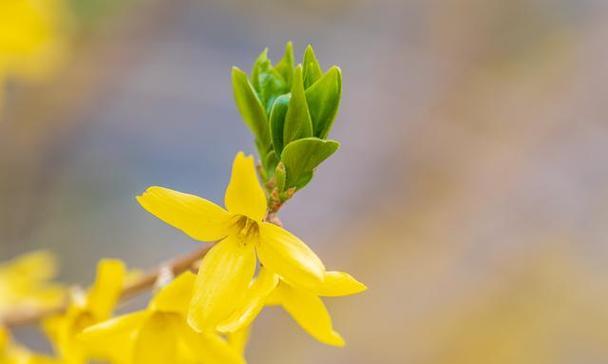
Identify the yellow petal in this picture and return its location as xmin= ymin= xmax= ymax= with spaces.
xmin=264 ymin=288 xmax=283 ymax=306
xmin=218 ymin=267 xmax=279 ymax=333
xmin=228 ymin=325 xmax=251 ymax=357
xmin=224 ymin=152 xmax=267 ymax=221
xmin=79 ymin=311 xmax=147 ymax=363
xmin=314 ymin=271 xmax=367 ymax=297
xmin=137 ymin=186 xmax=232 ymax=242
xmin=274 ymin=283 xmax=345 ymax=347
xmin=257 ymin=222 xmax=325 ymax=289
xmin=1 ymin=250 xmax=57 ymax=281
xmin=150 ymin=271 xmax=196 ymax=316
xmin=0 ymin=326 xmax=8 ymax=348
xmin=187 ymin=235 xmax=257 ymax=332
xmin=133 ymin=312 xmax=179 ymax=364
xmin=86 ymin=259 xmax=126 ymax=319
xmin=178 ymin=321 xmax=245 ymax=364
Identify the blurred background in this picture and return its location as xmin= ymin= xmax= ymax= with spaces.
xmin=2 ymin=0 xmax=608 ymax=363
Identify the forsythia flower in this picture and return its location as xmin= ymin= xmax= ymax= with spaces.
xmin=0 ymin=326 xmax=60 ymax=364
xmin=79 ymin=272 xmax=244 ymax=364
xmin=219 ymin=269 xmax=366 ymax=346
xmin=0 ymin=251 xmax=65 ymax=321
xmin=226 ymin=327 xmax=250 ymax=357
xmin=43 ymin=259 xmax=125 ymax=364
xmin=137 ymin=152 xmax=329 ymax=331
xmin=0 ymin=0 xmax=67 ymax=82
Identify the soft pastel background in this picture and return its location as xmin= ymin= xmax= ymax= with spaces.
xmin=2 ymin=0 xmax=608 ymax=363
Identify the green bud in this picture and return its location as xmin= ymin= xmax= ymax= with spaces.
xmin=275 ymin=162 xmax=286 ymax=191
xmin=269 ymin=93 xmax=290 ymax=155
xmin=233 ymin=43 xmax=343 ymax=192
xmin=250 ymin=48 xmax=288 ymax=114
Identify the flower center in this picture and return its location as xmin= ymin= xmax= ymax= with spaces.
xmin=234 ymin=216 xmax=259 ymax=245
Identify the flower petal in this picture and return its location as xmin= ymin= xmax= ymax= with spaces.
xmin=137 ymin=186 xmax=232 ymax=242
xmin=150 ymin=271 xmax=196 ymax=316
xmin=86 ymin=259 xmax=126 ymax=319
xmin=187 ymin=235 xmax=257 ymax=332
xmin=257 ymin=222 xmax=325 ymax=289
xmin=314 ymin=271 xmax=367 ymax=297
xmin=228 ymin=326 xmax=251 ymax=356
xmin=2 ymin=250 xmax=57 ymax=280
xmin=218 ymin=267 xmax=279 ymax=333
xmin=133 ymin=312 xmax=179 ymax=364
xmin=78 ymin=311 xmax=147 ymax=363
xmin=178 ymin=321 xmax=245 ymax=364
xmin=274 ymin=283 xmax=345 ymax=347
xmin=224 ymin=152 xmax=267 ymax=221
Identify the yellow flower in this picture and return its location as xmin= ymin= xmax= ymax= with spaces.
xmin=0 ymin=0 xmax=68 ymax=82
xmin=43 ymin=259 xmax=125 ymax=364
xmin=1 ymin=326 xmax=61 ymax=364
xmin=227 ymin=326 xmax=250 ymax=357
xmin=137 ymin=152 xmax=326 ymax=331
xmin=218 ymin=269 xmax=367 ymax=347
xmin=79 ymin=272 xmax=244 ymax=364
xmin=0 ymin=251 xmax=65 ymax=321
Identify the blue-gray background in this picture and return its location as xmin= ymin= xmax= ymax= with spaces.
xmin=2 ymin=0 xmax=608 ymax=363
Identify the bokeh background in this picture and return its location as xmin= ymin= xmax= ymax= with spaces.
xmin=2 ymin=0 xmax=608 ymax=363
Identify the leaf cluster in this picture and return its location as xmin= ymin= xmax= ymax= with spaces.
xmin=232 ymin=42 xmax=342 ymax=198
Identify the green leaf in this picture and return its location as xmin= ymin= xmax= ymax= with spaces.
xmin=250 ymin=49 xmax=288 ymax=114
xmin=275 ymin=41 xmax=295 ymax=88
xmin=269 ymin=94 xmax=290 ymax=156
xmin=290 ymin=171 xmax=313 ymax=190
xmin=283 ymin=66 xmax=313 ymax=146
xmin=251 ymin=48 xmax=269 ymax=93
xmin=305 ymin=66 xmax=342 ymax=138
xmin=281 ymin=137 xmax=340 ymax=189
xmin=302 ymin=45 xmax=323 ymax=89
xmin=263 ymin=150 xmax=279 ymax=178
xmin=232 ymin=67 xmax=270 ymax=150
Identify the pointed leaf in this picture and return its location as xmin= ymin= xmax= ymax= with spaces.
xmin=250 ymin=48 xmax=269 ymax=93
xmin=250 ymin=48 xmax=288 ymax=113
xmin=283 ymin=66 xmax=313 ymax=146
xmin=269 ymin=94 xmax=290 ymax=155
xmin=263 ymin=150 xmax=279 ymax=178
xmin=302 ymin=45 xmax=323 ymax=89
xmin=232 ymin=67 xmax=270 ymax=150
xmin=275 ymin=41 xmax=295 ymax=88
xmin=281 ymin=137 xmax=339 ymax=189
xmin=305 ymin=66 xmax=342 ymax=138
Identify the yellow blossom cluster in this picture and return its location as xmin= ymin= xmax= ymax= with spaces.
xmin=0 ymin=152 xmax=365 ymax=363
xmin=0 ymin=251 xmax=65 ymax=321
xmin=0 ymin=0 xmax=68 ymax=107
